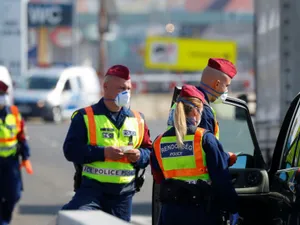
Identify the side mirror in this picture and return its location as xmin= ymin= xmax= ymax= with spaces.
xmin=230 ymin=154 xmax=254 ymax=169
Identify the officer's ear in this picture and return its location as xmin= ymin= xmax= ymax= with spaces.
xmin=103 ymin=82 xmax=109 ymax=91
xmin=213 ymin=79 xmax=220 ymax=89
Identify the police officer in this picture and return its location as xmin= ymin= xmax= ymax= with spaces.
xmin=151 ymin=84 xmax=240 ymax=225
xmin=0 ymin=80 xmax=33 ymax=225
xmin=61 ymin=65 xmax=152 ymax=222
xmin=167 ymin=58 xmax=238 ymax=164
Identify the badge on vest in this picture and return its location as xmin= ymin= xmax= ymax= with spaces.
xmin=102 ymin=132 xmax=114 ymax=139
xmin=100 ymin=128 xmax=114 ymax=132
xmin=123 ymin=130 xmax=136 ymax=137
xmin=161 ymin=141 xmax=194 ymax=158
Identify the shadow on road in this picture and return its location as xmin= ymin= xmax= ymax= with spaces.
xmin=18 ymin=205 xmax=61 ymax=215
xmin=18 ymin=202 xmax=151 ymax=216
xmin=132 ymin=202 xmax=151 ymax=216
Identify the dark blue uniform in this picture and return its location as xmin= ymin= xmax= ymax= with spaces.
xmin=151 ymin=125 xmax=238 ymax=225
xmin=0 ymin=106 xmax=30 ymax=225
xmin=62 ymin=99 xmax=152 ymax=221
xmin=196 ymin=86 xmax=216 ymax=135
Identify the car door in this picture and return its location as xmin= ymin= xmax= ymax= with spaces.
xmin=269 ymin=93 xmax=300 ymax=224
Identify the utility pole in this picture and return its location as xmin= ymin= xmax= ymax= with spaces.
xmin=98 ymin=0 xmax=108 ymax=90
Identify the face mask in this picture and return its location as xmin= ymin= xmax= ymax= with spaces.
xmin=213 ymin=92 xmax=228 ymax=104
xmin=186 ymin=109 xmax=202 ymax=126
xmin=200 ymin=82 xmax=228 ymax=104
xmin=115 ymin=90 xmax=130 ymax=107
xmin=0 ymin=95 xmax=8 ymax=106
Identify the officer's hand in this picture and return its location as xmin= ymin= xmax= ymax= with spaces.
xmin=228 ymin=152 xmax=237 ymax=166
xmin=104 ymin=146 xmax=124 ymax=160
xmin=125 ymin=149 xmax=140 ymax=163
xmin=20 ymin=159 xmax=33 ymax=174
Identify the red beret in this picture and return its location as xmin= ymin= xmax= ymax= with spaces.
xmin=208 ymin=58 xmax=237 ymax=78
xmin=0 ymin=81 xmax=8 ymax=93
xmin=105 ymin=65 xmax=130 ymax=80
xmin=180 ymin=85 xmax=205 ymax=103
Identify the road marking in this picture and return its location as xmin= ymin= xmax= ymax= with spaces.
xmin=131 ymin=215 xmax=152 ymax=225
xmin=65 ymin=191 xmax=75 ymax=197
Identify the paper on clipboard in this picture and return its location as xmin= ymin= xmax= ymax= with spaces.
xmin=120 ymin=146 xmax=133 ymax=153
xmin=235 ymin=152 xmax=243 ymax=156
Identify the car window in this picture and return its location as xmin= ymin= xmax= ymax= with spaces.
xmin=213 ymin=103 xmax=254 ymax=156
xmin=63 ymin=80 xmax=72 ymax=91
xmin=76 ymin=76 xmax=82 ymax=90
xmin=27 ymin=76 xmax=58 ymax=90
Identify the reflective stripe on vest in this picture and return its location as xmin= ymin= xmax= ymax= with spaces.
xmin=0 ymin=106 xmax=21 ymax=158
xmin=167 ymin=103 xmax=219 ymax=140
xmin=153 ymin=128 xmax=210 ymax=182
xmin=209 ymin=106 xmax=220 ymax=140
xmin=82 ymin=106 xmax=144 ymax=184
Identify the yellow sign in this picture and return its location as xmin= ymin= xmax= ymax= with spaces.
xmin=144 ymin=36 xmax=237 ymax=71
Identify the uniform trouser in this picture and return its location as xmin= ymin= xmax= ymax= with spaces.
xmin=61 ymin=186 xmax=134 ymax=222
xmin=0 ymin=158 xmax=22 ymax=225
xmin=159 ymin=203 xmax=220 ymax=225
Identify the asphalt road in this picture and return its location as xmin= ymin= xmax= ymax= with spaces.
xmin=11 ymin=120 xmax=166 ymax=225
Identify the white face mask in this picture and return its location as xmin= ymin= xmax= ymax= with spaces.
xmin=0 ymin=95 xmax=9 ymax=106
xmin=213 ymin=92 xmax=228 ymax=104
xmin=115 ymin=90 xmax=130 ymax=107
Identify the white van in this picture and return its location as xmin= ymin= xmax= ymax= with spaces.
xmin=14 ymin=66 xmax=101 ymax=123
xmin=0 ymin=66 xmax=14 ymax=105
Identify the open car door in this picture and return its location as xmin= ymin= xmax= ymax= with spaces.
xmin=266 ymin=92 xmax=300 ymax=225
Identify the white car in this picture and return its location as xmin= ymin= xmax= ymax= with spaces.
xmin=0 ymin=66 xmax=14 ymax=105
xmin=14 ymin=66 xmax=101 ymax=123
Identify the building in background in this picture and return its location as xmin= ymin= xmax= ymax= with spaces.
xmin=26 ymin=0 xmax=254 ymax=93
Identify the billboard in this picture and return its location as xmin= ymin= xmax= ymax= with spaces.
xmin=27 ymin=3 xmax=73 ymax=28
xmin=144 ymin=36 xmax=237 ymax=71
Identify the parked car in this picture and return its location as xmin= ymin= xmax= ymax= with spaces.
xmin=14 ymin=66 xmax=101 ymax=123
xmin=0 ymin=66 xmax=14 ymax=105
xmin=152 ymin=86 xmax=300 ymax=225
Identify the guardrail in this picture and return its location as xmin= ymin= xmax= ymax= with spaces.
xmin=55 ymin=210 xmax=130 ymax=225
xmin=129 ymin=73 xmax=254 ymax=94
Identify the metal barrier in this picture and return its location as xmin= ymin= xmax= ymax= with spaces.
xmin=55 ymin=210 xmax=130 ymax=225
xmin=130 ymin=73 xmax=254 ymax=94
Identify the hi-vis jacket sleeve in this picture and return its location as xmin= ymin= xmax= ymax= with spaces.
xmin=17 ymin=118 xmax=31 ymax=160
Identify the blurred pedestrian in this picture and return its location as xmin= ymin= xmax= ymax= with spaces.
xmin=61 ymin=65 xmax=152 ymax=222
xmin=0 ymin=80 xmax=33 ymax=225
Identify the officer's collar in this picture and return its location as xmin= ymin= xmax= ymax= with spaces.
xmin=187 ymin=125 xmax=198 ymax=133
xmin=196 ymin=86 xmax=210 ymax=103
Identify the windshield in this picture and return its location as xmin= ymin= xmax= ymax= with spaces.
xmin=212 ymin=103 xmax=254 ymax=156
xmin=27 ymin=76 xmax=58 ymax=90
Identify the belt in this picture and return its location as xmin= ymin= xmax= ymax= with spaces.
xmin=160 ymin=179 xmax=214 ymax=208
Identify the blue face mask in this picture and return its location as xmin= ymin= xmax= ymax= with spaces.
xmin=200 ymin=82 xmax=228 ymax=103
